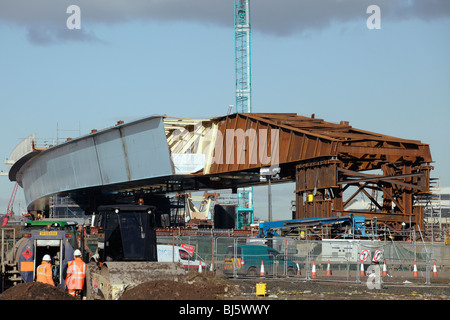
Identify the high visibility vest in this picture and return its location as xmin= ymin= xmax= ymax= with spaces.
xmin=36 ymin=262 xmax=55 ymax=286
xmin=65 ymin=258 xmax=86 ymax=290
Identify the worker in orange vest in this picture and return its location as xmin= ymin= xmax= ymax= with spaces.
xmin=65 ymin=249 xmax=87 ymax=298
xmin=36 ymin=254 xmax=55 ymax=286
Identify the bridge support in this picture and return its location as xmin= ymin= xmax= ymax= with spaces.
xmin=294 ymin=158 xmax=433 ymax=234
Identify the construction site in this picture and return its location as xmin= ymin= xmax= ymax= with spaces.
xmin=0 ymin=1 xmax=449 ymax=302
xmin=0 ymin=109 xmax=448 ymax=301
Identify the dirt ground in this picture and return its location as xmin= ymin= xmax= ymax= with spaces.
xmin=1 ymin=272 xmax=449 ymax=300
xmin=0 ymin=282 xmax=75 ymax=300
xmin=232 ymin=278 xmax=450 ymax=300
xmin=119 ymin=271 xmax=236 ymax=300
xmin=120 ymin=275 xmax=450 ymax=300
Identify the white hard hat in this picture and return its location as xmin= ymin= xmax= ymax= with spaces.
xmin=43 ymin=254 xmax=51 ymax=261
xmin=74 ymin=249 xmax=82 ymax=257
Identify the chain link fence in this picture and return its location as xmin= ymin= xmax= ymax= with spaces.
xmin=3 ymin=229 xmax=448 ymax=285
xmin=159 ymin=235 xmax=450 ymax=285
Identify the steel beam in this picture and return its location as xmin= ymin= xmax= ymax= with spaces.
xmin=8 ymin=112 xmax=433 ymax=235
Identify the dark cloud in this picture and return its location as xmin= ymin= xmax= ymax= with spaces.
xmin=1 ymin=0 xmax=449 ymax=45
xmin=252 ymin=0 xmax=450 ymax=36
xmin=26 ymin=24 xmax=100 ymax=46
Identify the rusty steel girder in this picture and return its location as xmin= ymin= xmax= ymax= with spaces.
xmin=206 ymin=113 xmax=431 ymax=173
xmin=294 ymin=160 xmax=433 ymax=232
xmin=204 ymin=113 xmax=432 ymax=232
xmin=207 ymin=113 xmax=340 ymax=175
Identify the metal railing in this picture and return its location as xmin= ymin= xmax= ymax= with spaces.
xmin=3 ymin=231 xmax=448 ymax=285
xmin=166 ymin=235 xmax=450 ymax=285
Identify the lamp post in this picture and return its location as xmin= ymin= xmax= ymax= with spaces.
xmin=260 ymin=166 xmax=280 ymax=222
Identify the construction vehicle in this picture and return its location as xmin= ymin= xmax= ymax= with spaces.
xmin=1 ymin=220 xmax=82 ymax=290
xmin=87 ymin=204 xmax=185 ymax=300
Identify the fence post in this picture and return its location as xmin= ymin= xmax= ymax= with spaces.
xmin=355 ymin=241 xmax=360 ymax=283
xmin=211 ymin=235 xmax=215 ymax=274
xmin=233 ymin=237 xmax=237 ymax=278
xmin=306 ymin=240 xmax=311 ymax=280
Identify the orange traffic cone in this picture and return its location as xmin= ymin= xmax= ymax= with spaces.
xmin=326 ymin=260 xmax=332 ymax=276
xmin=296 ymin=260 xmax=301 ymax=276
xmin=311 ymin=261 xmax=317 ymax=279
xmin=382 ymin=260 xmax=388 ymax=277
xmin=198 ymin=260 xmax=202 ymax=273
xmin=413 ymin=261 xmax=418 ymax=277
xmin=260 ymin=260 xmax=265 ymax=278
xmin=360 ymin=262 xmax=365 ymax=276
xmin=432 ymin=261 xmax=438 ymax=277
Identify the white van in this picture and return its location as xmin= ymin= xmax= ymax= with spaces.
xmin=157 ymin=245 xmax=208 ymax=270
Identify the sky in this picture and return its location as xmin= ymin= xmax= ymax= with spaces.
xmin=0 ymin=0 xmax=449 ymax=221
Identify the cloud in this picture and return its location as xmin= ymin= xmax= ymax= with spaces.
xmin=26 ymin=24 xmax=101 ymax=46
xmin=1 ymin=0 xmax=449 ymax=45
xmin=251 ymin=0 xmax=450 ymax=36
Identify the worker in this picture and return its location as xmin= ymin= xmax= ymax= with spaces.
xmin=65 ymin=249 xmax=86 ymax=298
xmin=36 ymin=254 xmax=55 ymax=286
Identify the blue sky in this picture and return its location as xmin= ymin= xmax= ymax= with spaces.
xmin=1 ymin=1 xmax=449 ymax=220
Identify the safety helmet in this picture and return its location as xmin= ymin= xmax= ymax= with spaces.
xmin=74 ymin=249 xmax=82 ymax=257
xmin=43 ymin=254 xmax=51 ymax=261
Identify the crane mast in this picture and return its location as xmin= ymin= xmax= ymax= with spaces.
xmin=234 ymin=0 xmax=254 ymax=228
xmin=235 ymin=0 xmax=252 ymax=113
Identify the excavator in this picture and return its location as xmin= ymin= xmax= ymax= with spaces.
xmin=87 ymin=204 xmax=185 ymax=300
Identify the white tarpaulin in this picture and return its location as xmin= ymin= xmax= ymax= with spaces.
xmin=171 ymin=153 xmax=205 ymax=174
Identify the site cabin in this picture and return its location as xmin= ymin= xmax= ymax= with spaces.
xmin=157 ymin=245 xmax=208 ymax=270
xmin=320 ymin=239 xmax=381 ymax=263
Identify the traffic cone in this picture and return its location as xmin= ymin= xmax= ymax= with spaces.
xmin=198 ymin=260 xmax=202 ymax=273
xmin=413 ymin=261 xmax=418 ymax=277
xmin=326 ymin=260 xmax=332 ymax=276
xmin=360 ymin=262 xmax=365 ymax=276
xmin=296 ymin=260 xmax=301 ymax=276
xmin=311 ymin=261 xmax=317 ymax=279
xmin=382 ymin=260 xmax=388 ymax=277
xmin=260 ymin=260 xmax=265 ymax=278
xmin=432 ymin=261 xmax=438 ymax=277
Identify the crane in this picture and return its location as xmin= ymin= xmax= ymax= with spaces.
xmin=2 ymin=182 xmax=18 ymax=226
xmin=234 ymin=0 xmax=254 ymax=227
xmin=235 ymin=0 xmax=252 ymax=113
